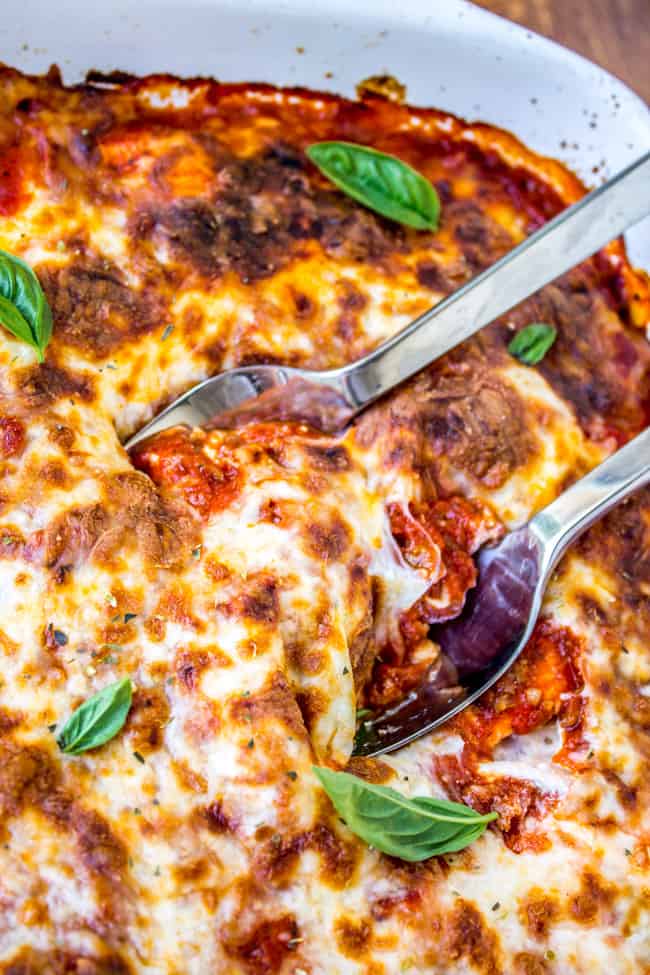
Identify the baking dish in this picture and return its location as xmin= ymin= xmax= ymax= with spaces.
xmin=2 ymin=0 xmax=649 ymax=269
xmin=1 ymin=6 xmax=650 ymax=972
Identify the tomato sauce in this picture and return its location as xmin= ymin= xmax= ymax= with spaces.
xmin=131 ymin=428 xmax=241 ymax=519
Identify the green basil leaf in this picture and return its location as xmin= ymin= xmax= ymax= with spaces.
xmin=507 ymin=323 xmax=557 ymax=366
xmin=313 ymin=766 xmax=496 ymax=862
xmin=306 ymin=142 xmax=440 ymax=230
xmin=0 ymin=295 xmax=41 ymax=351
xmin=57 ymin=677 xmax=133 ymax=755
xmin=0 ymin=249 xmax=53 ymax=361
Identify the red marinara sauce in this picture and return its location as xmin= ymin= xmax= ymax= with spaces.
xmin=131 ymin=427 xmax=241 ymax=520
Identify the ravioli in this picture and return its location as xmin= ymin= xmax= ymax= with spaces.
xmin=0 ymin=64 xmax=650 ymax=975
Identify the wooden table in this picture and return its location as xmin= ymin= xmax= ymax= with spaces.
xmin=473 ymin=0 xmax=649 ymax=103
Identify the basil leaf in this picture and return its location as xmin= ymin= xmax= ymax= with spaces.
xmin=313 ymin=766 xmax=496 ymax=862
xmin=508 ymin=323 xmax=557 ymax=366
xmin=0 ymin=295 xmax=40 ymax=350
xmin=57 ymin=678 xmax=133 ymax=755
xmin=0 ymin=249 xmax=53 ymax=361
xmin=306 ymin=142 xmax=440 ymax=230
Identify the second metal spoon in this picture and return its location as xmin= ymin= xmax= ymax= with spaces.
xmin=354 ymin=424 xmax=650 ymax=756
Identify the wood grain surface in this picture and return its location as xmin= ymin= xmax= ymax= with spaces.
xmin=473 ymin=0 xmax=649 ymax=103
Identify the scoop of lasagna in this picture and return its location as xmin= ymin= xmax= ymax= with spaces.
xmin=0 ymin=64 xmax=649 ymax=975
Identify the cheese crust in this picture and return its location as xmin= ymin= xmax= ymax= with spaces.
xmin=0 ymin=64 xmax=650 ymax=975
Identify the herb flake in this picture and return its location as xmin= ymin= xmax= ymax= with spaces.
xmin=508 ymin=323 xmax=557 ymax=365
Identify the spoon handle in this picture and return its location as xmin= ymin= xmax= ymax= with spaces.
xmin=530 ymin=425 xmax=650 ymax=568
xmin=339 ymin=151 xmax=650 ymax=412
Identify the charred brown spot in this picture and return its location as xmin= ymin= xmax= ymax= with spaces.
xmin=574 ymin=490 xmax=650 ymax=653
xmin=569 ymin=869 xmax=615 ymax=925
xmin=304 ymin=443 xmax=351 ymax=471
xmin=23 ymin=469 xmax=197 ymax=574
xmin=39 ymin=259 xmax=166 ymax=359
xmin=424 ymin=372 xmax=534 ymax=488
xmin=171 ymin=758 xmax=208 ymax=794
xmin=202 ymin=799 xmax=236 ymax=834
xmin=449 ymin=200 xmax=514 ymax=271
xmin=522 ymin=891 xmax=559 ymax=939
xmin=262 ymin=823 xmax=360 ymax=890
xmin=101 ymin=470 xmax=200 ymax=569
xmin=335 ymin=281 xmax=368 ymax=340
xmin=348 ymin=615 xmax=375 ymax=690
xmin=0 ymin=741 xmax=57 ymax=816
xmin=284 ymin=601 xmax=332 ymax=677
xmin=0 ymin=416 xmax=26 ymax=458
xmin=334 ymin=916 xmax=373 ymax=958
xmin=355 ymin=351 xmax=534 ymax=491
xmin=174 ymin=646 xmax=215 ymax=691
xmin=225 ymin=915 xmax=300 ymax=975
xmin=312 ymin=824 xmax=361 ymax=888
xmin=66 ymin=804 xmax=128 ymax=878
xmin=36 ymin=459 xmax=69 ymax=487
xmin=144 ymin=614 xmax=166 ymax=642
xmin=132 ymin=140 xmax=408 ymax=286
xmin=2 ymin=948 xmax=132 ymax=975
xmin=513 ymin=953 xmax=551 ymax=975
xmin=0 ymin=740 xmax=126 ymax=888
xmin=173 ymin=856 xmax=209 ymax=886
xmin=231 ymin=671 xmax=306 ymax=738
xmin=154 ymin=586 xmax=199 ymax=629
xmin=0 ymin=708 xmax=21 ymax=736
xmin=204 ymin=556 xmax=232 ymax=583
xmin=0 ymin=742 xmax=54 ymax=819
xmin=24 ymin=503 xmax=108 ymax=570
xmin=291 ymin=289 xmax=314 ymax=318
xmin=295 ymin=686 xmax=329 ymax=734
xmin=416 ymin=260 xmax=459 ymax=293
xmin=446 ymin=900 xmax=501 ymax=973
xmin=124 ymin=684 xmax=170 ymax=753
xmin=47 ymin=421 xmax=76 ymax=450
xmin=19 ymin=361 xmax=95 ymax=407
xmin=370 ymin=888 xmax=424 ymax=923
xmin=305 ymin=515 xmax=351 ymax=561
xmin=600 ymin=770 xmax=638 ymax=810
xmin=238 ymin=573 xmax=279 ymax=624
xmin=344 ymin=757 xmax=394 ymax=784
xmin=0 ymin=527 xmax=25 ymax=560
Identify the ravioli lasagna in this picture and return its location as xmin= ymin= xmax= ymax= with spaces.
xmin=0 ymin=64 xmax=650 ymax=974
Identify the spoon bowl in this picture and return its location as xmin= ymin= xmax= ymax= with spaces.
xmin=354 ymin=425 xmax=650 ymax=756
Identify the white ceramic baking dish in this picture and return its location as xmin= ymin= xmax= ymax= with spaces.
xmin=1 ymin=0 xmax=649 ymax=267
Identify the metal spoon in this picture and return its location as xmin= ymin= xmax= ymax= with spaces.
xmin=126 ymin=151 xmax=650 ymax=450
xmin=354 ymin=426 xmax=650 ymax=755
